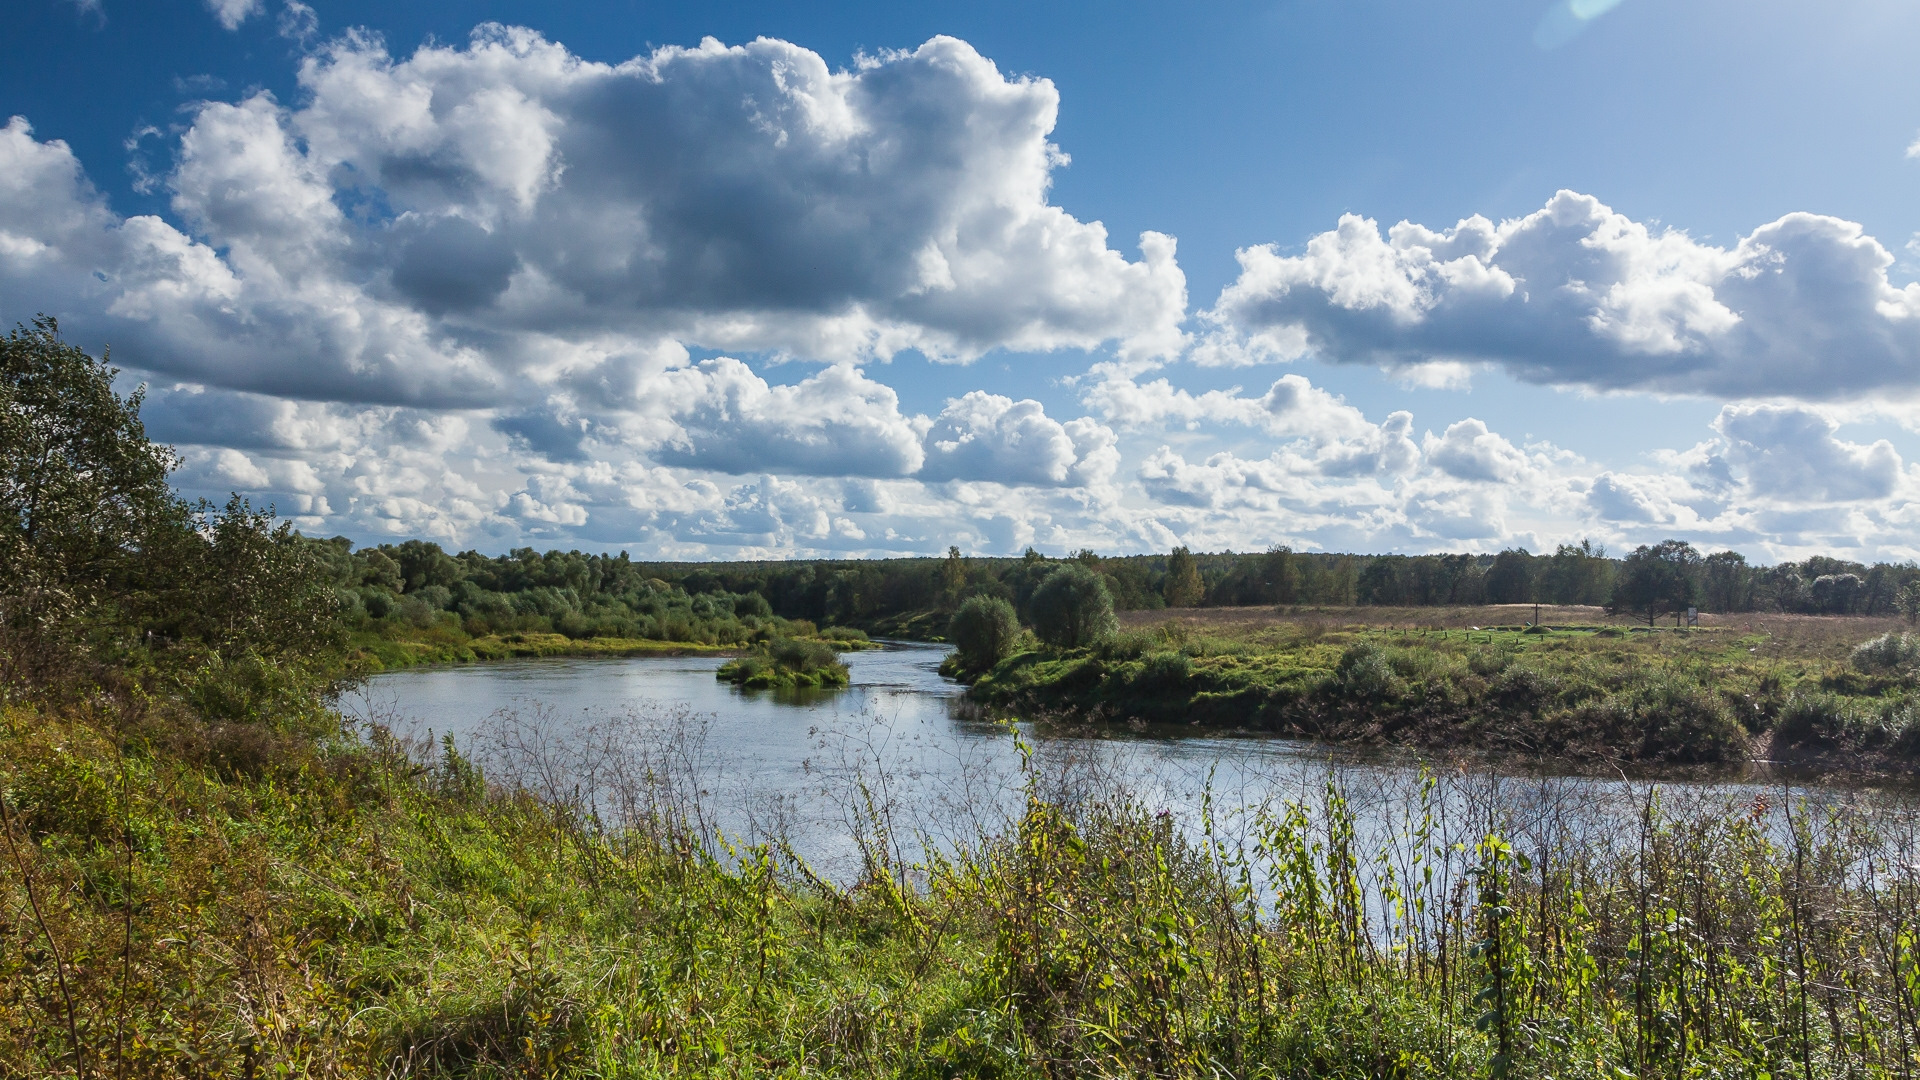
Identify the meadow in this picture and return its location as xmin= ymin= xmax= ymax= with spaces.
xmin=969 ymin=604 xmax=1920 ymax=769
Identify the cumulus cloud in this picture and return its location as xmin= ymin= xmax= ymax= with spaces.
xmin=1586 ymin=472 xmax=1686 ymax=524
xmin=0 ymin=27 xmax=1200 ymax=553
xmin=1713 ymin=404 xmax=1903 ymax=503
xmin=12 ymin=22 xmax=1920 ymax=562
xmin=654 ymin=360 xmax=926 ymax=478
xmin=919 ymin=392 xmax=1118 ymax=487
xmin=1424 ymin=419 xmax=1530 ymax=483
xmin=3 ymin=27 xmax=1186 ymax=400
xmin=1207 ymin=190 xmax=1920 ymax=400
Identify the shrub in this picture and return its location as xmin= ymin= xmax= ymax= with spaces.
xmin=1333 ymin=643 xmax=1398 ymax=701
xmin=770 ymin=637 xmax=839 ymax=671
xmin=949 ymin=595 xmax=1021 ymax=673
xmin=1135 ymin=650 xmax=1193 ymax=692
xmin=1852 ymin=632 xmax=1920 ymax=675
xmin=719 ymin=636 xmax=849 ymax=689
xmin=1776 ymin=690 xmax=1857 ymax=751
xmin=1028 ymin=566 xmax=1118 ymax=650
xmin=1630 ymin=679 xmax=1745 ymax=763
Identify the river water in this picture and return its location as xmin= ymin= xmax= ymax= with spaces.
xmin=345 ymin=641 xmax=1903 ymax=882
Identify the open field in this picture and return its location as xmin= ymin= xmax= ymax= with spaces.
xmin=975 ymin=606 xmax=1920 ymax=769
xmin=1125 ymin=602 xmax=1910 ymax=640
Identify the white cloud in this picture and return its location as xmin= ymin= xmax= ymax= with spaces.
xmin=1586 ymin=472 xmax=1684 ymax=524
xmin=1423 ymin=419 xmax=1530 ymax=483
xmin=920 ymin=392 xmax=1117 ymax=487
xmin=0 ymin=28 xmax=1193 ymax=555
xmin=13 ymin=26 xmax=1920 ymax=563
xmin=205 ymin=0 xmax=263 ymax=31
xmin=1713 ymin=404 xmax=1903 ymax=504
xmin=1207 ymin=190 xmax=1920 ymax=400
xmin=2 ymin=27 xmax=1185 ymax=412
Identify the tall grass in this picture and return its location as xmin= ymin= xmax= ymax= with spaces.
xmin=7 ymin=695 xmax=1920 ymax=1077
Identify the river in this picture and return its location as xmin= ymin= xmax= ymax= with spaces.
xmin=345 ymin=641 xmax=1901 ymax=882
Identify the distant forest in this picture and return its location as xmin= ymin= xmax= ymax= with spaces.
xmin=310 ymin=536 xmax=1920 ymax=644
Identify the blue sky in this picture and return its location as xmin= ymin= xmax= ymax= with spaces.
xmin=7 ymin=0 xmax=1920 ymax=560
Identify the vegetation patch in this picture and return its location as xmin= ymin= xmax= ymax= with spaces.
xmin=717 ymin=637 xmax=851 ymax=689
xmin=971 ymin=614 xmax=1920 ymax=767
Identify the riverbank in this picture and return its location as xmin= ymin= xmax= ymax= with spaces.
xmin=348 ymin=627 xmax=741 ymax=669
xmin=9 ymin=686 xmax=1920 ymax=1076
xmin=966 ymin=607 xmax=1920 ymax=768
xmin=349 ymin=625 xmax=879 ymax=671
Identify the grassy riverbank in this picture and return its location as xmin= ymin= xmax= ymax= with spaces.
xmin=968 ymin=605 xmax=1920 ymax=767
xmin=10 ymin=693 xmax=1920 ymax=1077
xmin=348 ymin=624 xmax=877 ymax=671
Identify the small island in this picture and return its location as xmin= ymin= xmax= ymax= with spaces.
xmin=717 ymin=636 xmax=851 ymax=689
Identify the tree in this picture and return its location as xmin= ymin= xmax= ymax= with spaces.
xmin=1899 ymin=581 xmax=1920 ymax=625
xmin=1537 ymin=540 xmax=1610 ymax=606
xmin=1 ymin=318 xmax=347 ymax=705
xmin=1700 ymin=550 xmax=1751 ymax=613
xmin=1608 ymin=540 xmax=1701 ymax=627
xmin=1029 ymin=565 xmax=1118 ymax=649
xmin=1 ymin=317 xmax=179 ymax=603
xmin=1483 ymin=548 xmax=1534 ymax=605
xmin=1265 ymin=546 xmax=1298 ymax=605
xmin=1163 ymin=546 xmax=1204 ymax=608
xmin=1811 ymin=573 xmax=1863 ymax=615
xmin=940 ymin=545 xmax=967 ymax=602
xmin=947 ymin=595 xmax=1020 ymax=674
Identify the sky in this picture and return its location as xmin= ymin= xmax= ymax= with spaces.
xmin=6 ymin=0 xmax=1920 ymax=562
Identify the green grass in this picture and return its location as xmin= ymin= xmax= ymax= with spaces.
xmin=969 ymin=616 xmax=1920 ymax=766
xmin=9 ymin=696 xmax=1920 ymax=1077
xmin=349 ymin=627 xmax=741 ymax=669
xmin=717 ymin=637 xmax=852 ymax=689
xmin=351 ymin=624 xmax=878 ymax=672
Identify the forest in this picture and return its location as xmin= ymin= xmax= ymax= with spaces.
xmin=324 ymin=532 xmax=1920 ymax=655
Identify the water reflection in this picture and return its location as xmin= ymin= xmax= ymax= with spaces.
xmin=346 ymin=642 xmax=1912 ymax=882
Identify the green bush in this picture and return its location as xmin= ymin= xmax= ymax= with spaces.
xmin=1333 ymin=643 xmax=1398 ymax=701
xmin=1135 ymin=650 xmax=1193 ymax=692
xmin=1852 ymin=632 xmax=1920 ymax=674
xmin=948 ymin=595 xmax=1021 ymax=674
xmin=718 ymin=636 xmax=849 ymax=689
xmin=1028 ymin=566 xmax=1118 ymax=650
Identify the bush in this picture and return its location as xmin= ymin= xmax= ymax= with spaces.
xmin=719 ymin=636 xmax=849 ymax=689
xmin=1028 ymin=566 xmax=1118 ymax=650
xmin=1333 ymin=643 xmax=1398 ymax=701
xmin=1135 ymin=650 xmax=1193 ymax=692
xmin=1852 ymin=632 xmax=1920 ymax=675
xmin=817 ymin=625 xmax=871 ymax=646
xmin=1776 ymin=690 xmax=1858 ymax=751
xmin=1630 ymin=679 xmax=1745 ymax=763
xmin=949 ymin=595 xmax=1021 ymax=673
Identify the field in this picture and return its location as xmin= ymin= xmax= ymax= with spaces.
xmin=971 ymin=604 xmax=1920 ymax=769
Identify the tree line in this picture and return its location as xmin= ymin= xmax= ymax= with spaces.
xmin=9 ymin=320 xmax=1911 ymax=671
xmin=313 ymin=534 xmax=1920 ymax=645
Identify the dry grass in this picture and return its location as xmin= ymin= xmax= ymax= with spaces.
xmin=1127 ymin=605 xmax=1908 ymax=659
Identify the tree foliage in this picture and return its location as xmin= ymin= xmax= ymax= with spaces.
xmin=0 ymin=319 xmax=346 ymax=715
xmin=1163 ymin=546 xmax=1204 ymax=607
xmin=1483 ymin=548 xmax=1534 ymax=604
xmin=948 ymin=595 xmax=1020 ymax=674
xmin=1029 ymin=566 xmax=1118 ymax=649
xmin=1609 ymin=540 xmax=1702 ymax=626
